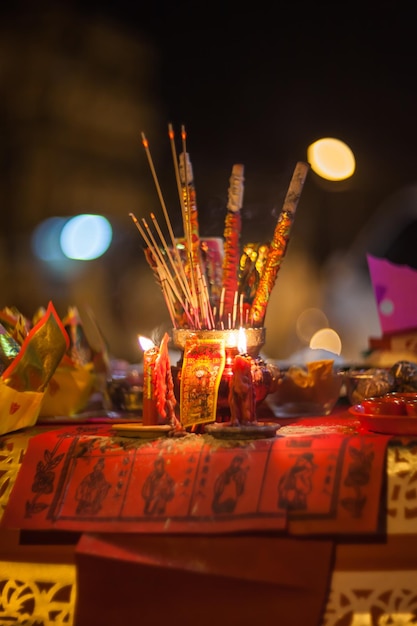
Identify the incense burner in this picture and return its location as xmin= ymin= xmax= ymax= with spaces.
xmin=172 ymin=327 xmax=279 ymax=419
xmin=172 ymin=327 xmax=266 ymax=357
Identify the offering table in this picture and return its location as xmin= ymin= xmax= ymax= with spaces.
xmin=1 ymin=403 xmax=417 ymax=626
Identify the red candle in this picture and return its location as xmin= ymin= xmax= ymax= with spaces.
xmin=139 ymin=336 xmax=159 ymax=425
xmin=229 ymin=353 xmax=256 ymax=425
xmin=154 ymin=332 xmax=178 ymax=425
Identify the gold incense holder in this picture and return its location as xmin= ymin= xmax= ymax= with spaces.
xmin=172 ymin=327 xmax=277 ymax=419
xmin=172 ymin=327 xmax=266 ymax=357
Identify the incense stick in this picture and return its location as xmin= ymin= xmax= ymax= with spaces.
xmin=129 ymin=212 xmax=194 ymax=327
xmin=168 ymin=123 xmax=188 ymax=239
xmin=150 ymin=213 xmax=195 ymax=308
xmin=141 ymin=132 xmax=189 ymax=283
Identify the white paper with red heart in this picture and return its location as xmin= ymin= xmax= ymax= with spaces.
xmin=0 ymin=381 xmax=44 ymax=436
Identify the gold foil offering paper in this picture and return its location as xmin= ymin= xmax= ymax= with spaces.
xmin=0 ymin=306 xmax=31 ymax=344
xmin=0 ymin=302 xmax=69 ymax=434
xmin=1 ymin=302 xmax=69 ymax=393
xmin=239 ymin=242 xmax=270 ymax=307
xmin=0 ymin=324 xmax=21 ymax=373
xmin=62 ymin=306 xmax=94 ymax=366
xmin=180 ymin=338 xmax=226 ymax=428
xmin=40 ymin=363 xmax=96 ymax=417
xmin=40 ymin=305 xmax=109 ymax=417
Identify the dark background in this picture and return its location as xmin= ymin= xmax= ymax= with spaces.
xmin=47 ymin=1 xmax=417 ymax=258
xmin=1 ymin=1 xmax=416 ymax=361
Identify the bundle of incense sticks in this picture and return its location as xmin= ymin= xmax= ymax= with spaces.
xmin=130 ymin=124 xmax=309 ymax=331
xmin=220 ymin=163 xmax=244 ymax=327
xmin=249 ymin=160 xmax=310 ymax=326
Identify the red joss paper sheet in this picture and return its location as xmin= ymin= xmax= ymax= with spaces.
xmin=1 ymin=422 xmax=390 ymax=535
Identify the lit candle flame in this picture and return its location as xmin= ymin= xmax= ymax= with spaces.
xmin=237 ymin=327 xmax=247 ymax=354
xmin=138 ymin=335 xmax=155 ymax=351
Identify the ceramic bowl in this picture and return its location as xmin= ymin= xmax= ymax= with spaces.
xmin=265 ymin=360 xmax=344 ymax=418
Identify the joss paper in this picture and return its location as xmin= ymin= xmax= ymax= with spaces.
xmin=1 ymin=301 xmax=69 ymax=393
xmin=180 ymin=338 xmax=226 ymax=427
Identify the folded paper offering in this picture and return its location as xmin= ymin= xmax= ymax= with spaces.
xmin=0 ymin=380 xmax=44 ymax=436
xmin=0 ymin=302 xmax=109 ymax=429
xmin=0 ymin=301 xmax=69 ymax=434
xmin=1 ymin=301 xmax=69 ymax=392
xmin=40 ymin=362 xmax=97 ymax=417
xmin=40 ymin=306 xmax=109 ymax=417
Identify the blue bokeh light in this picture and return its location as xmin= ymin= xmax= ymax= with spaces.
xmin=60 ymin=215 xmax=113 ymax=260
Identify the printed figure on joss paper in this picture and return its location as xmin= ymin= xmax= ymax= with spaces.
xmin=75 ymin=457 xmax=111 ymax=515
xmin=212 ymin=454 xmax=247 ymax=514
xmin=142 ymin=456 xmax=175 ymax=515
xmin=277 ymin=452 xmax=316 ymax=511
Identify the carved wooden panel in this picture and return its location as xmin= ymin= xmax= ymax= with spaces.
xmin=0 ymin=561 xmax=76 ymax=625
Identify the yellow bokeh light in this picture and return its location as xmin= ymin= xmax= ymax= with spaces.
xmin=309 ymin=328 xmax=342 ymax=355
xmin=307 ymin=137 xmax=355 ymax=181
xmin=296 ymin=307 xmax=329 ymax=344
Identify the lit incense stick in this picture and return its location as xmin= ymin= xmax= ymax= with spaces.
xmin=140 ymin=132 xmax=191 ymax=299
xmin=130 ymin=212 xmax=194 ymax=326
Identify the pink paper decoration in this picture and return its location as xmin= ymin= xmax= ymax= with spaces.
xmin=367 ymin=254 xmax=417 ymax=334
